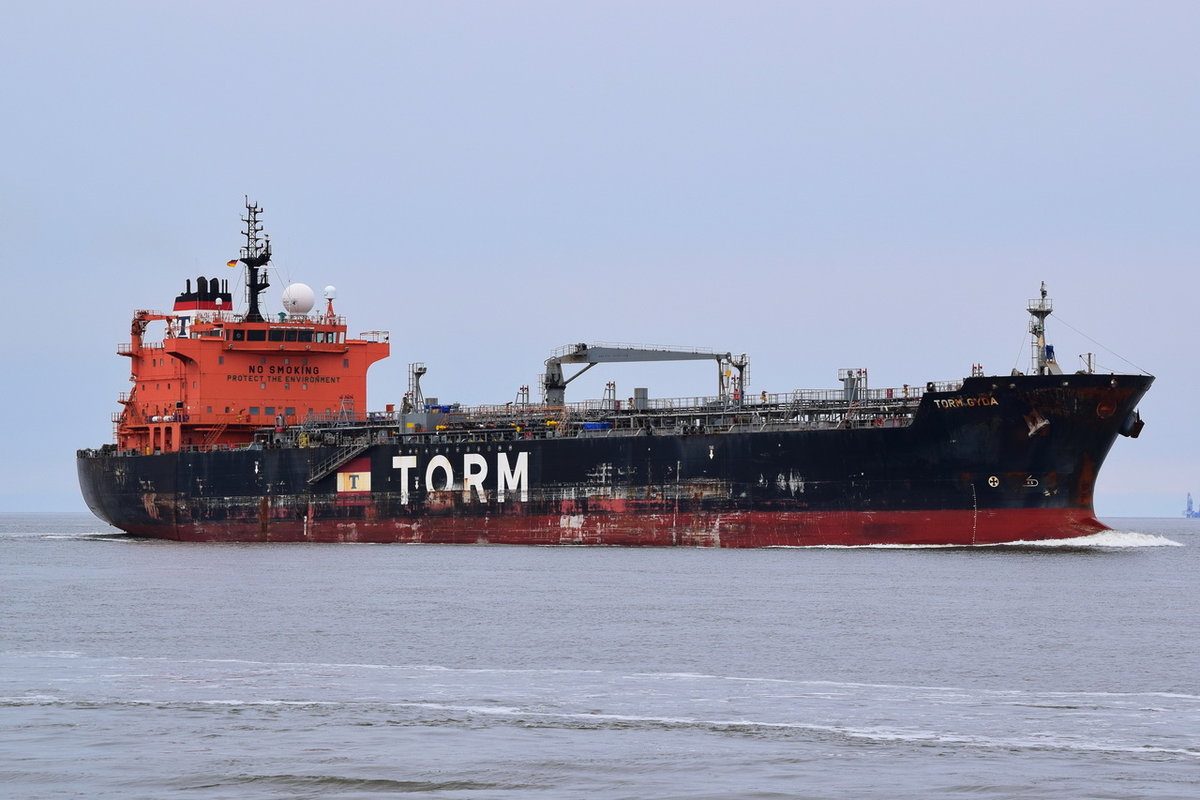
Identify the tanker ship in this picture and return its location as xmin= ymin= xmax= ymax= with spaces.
xmin=77 ymin=202 xmax=1152 ymax=545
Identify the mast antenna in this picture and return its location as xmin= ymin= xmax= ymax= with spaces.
xmin=236 ymin=197 xmax=272 ymax=322
xmin=1026 ymin=281 xmax=1061 ymax=375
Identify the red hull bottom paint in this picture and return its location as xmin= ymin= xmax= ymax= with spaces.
xmin=122 ymin=508 xmax=1109 ymax=546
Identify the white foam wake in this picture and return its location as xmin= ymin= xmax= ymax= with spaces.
xmin=1004 ymin=530 xmax=1182 ymax=548
xmin=787 ymin=530 xmax=1183 ymax=549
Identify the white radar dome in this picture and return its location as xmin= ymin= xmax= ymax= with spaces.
xmin=324 ymin=285 xmax=337 ymax=300
xmin=281 ymin=283 xmax=316 ymax=314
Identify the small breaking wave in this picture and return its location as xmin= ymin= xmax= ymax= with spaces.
xmin=41 ymin=533 xmax=135 ymax=542
xmin=783 ymin=530 xmax=1182 ymax=549
xmin=177 ymin=774 xmax=538 ymax=794
xmin=997 ymin=531 xmax=1182 ymax=548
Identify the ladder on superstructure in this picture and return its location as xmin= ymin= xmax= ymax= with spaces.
xmin=202 ymin=423 xmax=228 ymax=449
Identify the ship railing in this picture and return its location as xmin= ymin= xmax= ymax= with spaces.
xmin=301 ymin=411 xmax=377 ymax=427
xmin=278 ymin=313 xmax=346 ymax=327
xmin=172 ymin=440 xmax=278 ymax=453
xmin=186 ymin=310 xmax=350 ymax=327
xmin=372 ymin=408 xmax=924 ymax=444
xmin=129 ymin=309 xmax=351 ymax=329
xmin=468 ymin=403 xmax=546 ymax=416
xmin=289 ymin=400 xmax=930 ymax=445
xmin=249 ymin=380 xmax=965 ymax=442
xmin=553 ymin=384 xmax=963 ymax=413
xmin=117 ymin=341 xmax=166 ymax=354
xmin=358 ymin=385 xmax=947 ymax=429
xmin=364 ymin=380 xmax=965 ymax=424
xmin=554 ymin=389 xmax=929 ymax=415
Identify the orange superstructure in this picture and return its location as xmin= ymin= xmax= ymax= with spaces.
xmin=114 ymin=201 xmax=389 ymax=454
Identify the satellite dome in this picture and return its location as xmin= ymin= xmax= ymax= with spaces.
xmin=324 ymin=285 xmax=337 ymax=300
xmin=281 ymin=283 xmax=315 ymax=314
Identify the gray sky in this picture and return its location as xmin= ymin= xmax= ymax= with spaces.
xmin=3 ymin=2 xmax=1196 ymax=517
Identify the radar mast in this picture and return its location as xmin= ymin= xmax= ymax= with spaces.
xmin=236 ymin=198 xmax=272 ymax=322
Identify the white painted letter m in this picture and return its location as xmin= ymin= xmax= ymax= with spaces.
xmin=496 ymin=452 xmax=528 ymax=503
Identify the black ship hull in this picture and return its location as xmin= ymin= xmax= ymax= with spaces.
xmin=78 ymin=374 xmax=1152 ymax=546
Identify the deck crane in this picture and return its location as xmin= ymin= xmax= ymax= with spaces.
xmin=542 ymin=343 xmax=748 ymax=407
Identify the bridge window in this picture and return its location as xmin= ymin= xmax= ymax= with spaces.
xmin=232 ymin=330 xmax=245 ymax=341
xmin=298 ymin=331 xmax=313 ymax=343
xmin=268 ymin=329 xmax=285 ymax=342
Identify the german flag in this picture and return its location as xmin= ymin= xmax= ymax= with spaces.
xmin=226 ymin=259 xmax=239 ymax=268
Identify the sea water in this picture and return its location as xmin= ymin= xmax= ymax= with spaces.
xmin=2 ymin=512 xmax=1197 ymax=799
